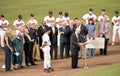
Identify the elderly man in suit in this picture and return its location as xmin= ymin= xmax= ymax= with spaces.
xmin=72 ymin=18 xmax=88 ymax=59
xmin=98 ymin=16 xmax=110 ymax=55
xmin=70 ymin=28 xmax=87 ymax=69
xmin=50 ymin=22 xmax=58 ymax=59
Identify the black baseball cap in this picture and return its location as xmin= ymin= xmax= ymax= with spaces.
xmin=59 ymin=11 xmax=63 ymax=15
xmin=18 ymin=15 xmax=22 ymax=19
xmin=115 ymin=11 xmax=119 ymax=14
xmin=89 ymin=8 xmax=93 ymax=11
xmin=49 ymin=11 xmax=53 ymax=14
xmin=1 ymin=14 xmax=5 ymax=17
xmin=30 ymin=14 xmax=34 ymax=17
xmin=101 ymin=9 xmax=106 ymax=12
xmin=46 ymin=27 xmax=51 ymax=32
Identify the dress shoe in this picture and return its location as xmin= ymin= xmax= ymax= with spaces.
xmin=6 ymin=69 xmax=12 ymax=71
xmin=48 ymin=67 xmax=54 ymax=72
xmin=31 ymin=63 xmax=37 ymax=66
xmin=26 ymin=64 xmax=30 ymax=66
xmin=44 ymin=69 xmax=50 ymax=73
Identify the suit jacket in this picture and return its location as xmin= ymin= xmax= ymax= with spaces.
xmin=24 ymin=34 xmax=30 ymax=50
xmin=50 ymin=27 xmax=58 ymax=45
xmin=59 ymin=25 xmax=71 ymax=44
xmin=98 ymin=22 xmax=110 ymax=39
xmin=38 ymin=25 xmax=48 ymax=46
xmin=72 ymin=24 xmax=88 ymax=36
xmin=70 ymin=33 xmax=80 ymax=52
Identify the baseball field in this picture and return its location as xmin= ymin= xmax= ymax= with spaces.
xmin=0 ymin=0 xmax=120 ymax=76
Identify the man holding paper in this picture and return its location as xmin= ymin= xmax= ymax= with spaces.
xmin=70 ymin=28 xmax=87 ymax=69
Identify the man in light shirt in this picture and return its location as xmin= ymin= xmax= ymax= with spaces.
xmin=81 ymin=8 xmax=97 ymax=25
xmin=0 ymin=15 xmax=9 ymax=48
xmin=44 ymin=11 xmax=55 ymax=27
xmin=111 ymin=11 xmax=120 ymax=45
xmin=13 ymin=15 xmax=25 ymax=30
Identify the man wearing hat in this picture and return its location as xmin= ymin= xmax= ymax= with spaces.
xmin=111 ymin=11 xmax=120 ymax=45
xmin=0 ymin=15 xmax=9 ymax=48
xmin=40 ymin=27 xmax=54 ymax=73
xmin=44 ymin=11 xmax=55 ymax=27
xmin=81 ymin=8 xmax=97 ymax=25
xmin=13 ymin=15 xmax=25 ymax=30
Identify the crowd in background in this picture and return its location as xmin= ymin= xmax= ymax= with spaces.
xmin=0 ymin=8 xmax=120 ymax=72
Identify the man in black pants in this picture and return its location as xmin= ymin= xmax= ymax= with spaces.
xmin=38 ymin=21 xmax=48 ymax=60
xmin=49 ymin=22 xmax=58 ymax=59
xmin=70 ymin=28 xmax=86 ymax=69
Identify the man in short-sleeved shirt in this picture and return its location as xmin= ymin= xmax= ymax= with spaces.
xmin=111 ymin=11 xmax=120 ymax=45
xmin=82 ymin=8 xmax=97 ymax=25
xmin=98 ymin=9 xmax=109 ymax=22
xmin=13 ymin=15 xmax=25 ymax=30
xmin=44 ymin=11 xmax=55 ymax=27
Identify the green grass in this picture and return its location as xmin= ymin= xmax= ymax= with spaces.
xmin=72 ymin=63 xmax=120 ymax=76
xmin=0 ymin=0 xmax=120 ymax=26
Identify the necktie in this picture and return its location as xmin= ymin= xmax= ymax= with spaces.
xmin=76 ymin=34 xmax=79 ymax=42
xmin=103 ymin=22 xmax=106 ymax=32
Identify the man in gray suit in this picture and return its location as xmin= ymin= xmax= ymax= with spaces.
xmin=98 ymin=16 xmax=110 ymax=55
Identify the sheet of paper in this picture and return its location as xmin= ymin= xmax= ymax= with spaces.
xmin=85 ymin=38 xmax=105 ymax=49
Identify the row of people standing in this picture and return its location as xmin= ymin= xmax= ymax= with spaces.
xmin=0 ymin=8 xmax=120 ymax=71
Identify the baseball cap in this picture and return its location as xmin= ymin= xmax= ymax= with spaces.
xmin=89 ymin=8 xmax=93 ymax=11
xmin=101 ymin=9 xmax=106 ymax=12
xmin=49 ymin=11 xmax=53 ymax=14
xmin=18 ymin=15 xmax=22 ymax=19
xmin=1 ymin=14 xmax=5 ymax=17
xmin=115 ymin=11 xmax=119 ymax=14
xmin=46 ymin=27 xmax=51 ymax=32
xmin=30 ymin=14 xmax=34 ymax=17
xmin=59 ymin=11 xmax=63 ymax=15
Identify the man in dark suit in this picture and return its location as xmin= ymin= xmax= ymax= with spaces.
xmin=24 ymin=28 xmax=36 ymax=66
xmin=38 ymin=21 xmax=48 ymax=60
xmin=72 ymin=18 xmax=88 ymax=59
xmin=70 ymin=28 xmax=86 ymax=69
xmin=59 ymin=21 xmax=71 ymax=59
xmin=49 ymin=22 xmax=58 ymax=59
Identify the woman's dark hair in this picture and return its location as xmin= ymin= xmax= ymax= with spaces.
xmin=88 ymin=18 xmax=94 ymax=25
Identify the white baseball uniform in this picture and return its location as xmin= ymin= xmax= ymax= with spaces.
xmin=42 ymin=33 xmax=51 ymax=69
xmin=64 ymin=17 xmax=70 ymax=25
xmin=98 ymin=15 xmax=109 ymax=22
xmin=13 ymin=20 xmax=25 ymax=28
xmin=111 ymin=16 xmax=120 ymax=44
xmin=44 ymin=16 xmax=55 ymax=27
xmin=28 ymin=19 xmax=38 ymax=26
xmin=0 ymin=19 xmax=9 ymax=47
xmin=82 ymin=13 xmax=97 ymax=24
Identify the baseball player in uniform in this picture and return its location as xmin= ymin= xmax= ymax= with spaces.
xmin=98 ymin=9 xmax=109 ymax=22
xmin=27 ymin=14 xmax=38 ymax=27
xmin=0 ymin=15 xmax=9 ymax=48
xmin=111 ymin=11 xmax=120 ymax=45
xmin=44 ymin=11 xmax=55 ymax=27
xmin=81 ymin=8 xmax=97 ymax=25
xmin=40 ymin=27 xmax=54 ymax=73
xmin=64 ymin=12 xmax=70 ymax=25
xmin=13 ymin=15 xmax=25 ymax=30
